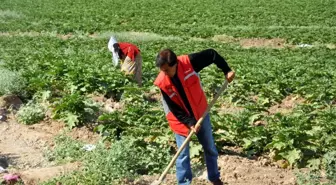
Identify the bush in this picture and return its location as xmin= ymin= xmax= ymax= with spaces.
xmin=323 ymin=151 xmax=336 ymax=181
xmin=85 ymin=137 xmax=171 ymax=179
xmin=43 ymin=136 xmax=172 ymax=184
xmin=52 ymin=92 xmax=100 ymax=128
xmin=46 ymin=134 xmax=87 ymax=163
xmin=296 ymin=170 xmax=323 ymax=185
xmin=296 ymin=151 xmax=336 ymax=185
xmin=16 ymin=101 xmax=45 ymax=125
xmin=0 ymin=68 xmax=26 ymax=96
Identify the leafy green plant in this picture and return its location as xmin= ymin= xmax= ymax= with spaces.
xmin=323 ymin=151 xmax=336 ymax=181
xmin=46 ymin=134 xmax=87 ymax=163
xmin=295 ymin=150 xmax=336 ymax=185
xmin=16 ymin=101 xmax=45 ymax=125
xmin=44 ymin=135 xmax=172 ymax=184
xmin=0 ymin=68 xmax=26 ymax=96
xmin=264 ymin=105 xmax=336 ymax=167
xmin=52 ymin=92 xmax=100 ymax=127
xmin=295 ymin=168 xmax=336 ymax=185
xmin=96 ymin=87 xmax=167 ymax=140
xmin=296 ymin=170 xmax=324 ymax=185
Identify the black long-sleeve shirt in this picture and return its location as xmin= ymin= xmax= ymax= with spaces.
xmin=161 ymin=49 xmax=232 ymax=127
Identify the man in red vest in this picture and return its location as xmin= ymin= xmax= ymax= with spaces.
xmin=154 ymin=49 xmax=235 ymax=185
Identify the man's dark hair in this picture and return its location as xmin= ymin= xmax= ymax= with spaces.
xmin=156 ymin=49 xmax=177 ymax=67
xmin=113 ymin=43 xmax=123 ymax=58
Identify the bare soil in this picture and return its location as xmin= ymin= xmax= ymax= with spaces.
xmin=268 ymin=95 xmax=305 ymax=115
xmin=129 ymin=154 xmax=296 ymax=185
xmin=0 ymin=115 xmax=98 ymax=184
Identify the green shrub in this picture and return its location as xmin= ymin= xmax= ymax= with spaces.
xmin=295 ymin=151 xmax=336 ymax=185
xmin=0 ymin=68 xmax=26 ymax=96
xmin=43 ymin=136 xmax=172 ymax=184
xmin=52 ymin=92 xmax=100 ymax=128
xmin=46 ymin=134 xmax=86 ymax=163
xmin=16 ymin=101 xmax=45 ymax=125
xmin=323 ymin=151 xmax=336 ymax=181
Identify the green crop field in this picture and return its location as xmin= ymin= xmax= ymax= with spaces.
xmin=1 ymin=0 xmax=335 ymax=184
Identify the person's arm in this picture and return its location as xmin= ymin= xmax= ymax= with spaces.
xmin=161 ymin=90 xmax=196 ymax=127
xmin=189 ymin=49 xmax=235 ymax=82
xmin=189 ymin=49 xmax=231 ymax=73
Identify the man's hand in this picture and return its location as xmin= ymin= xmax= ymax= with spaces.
xmin=225 ymin=71 xmax=235 ymax=83
xmin=190 ymin=125 xmax=200 ymax=133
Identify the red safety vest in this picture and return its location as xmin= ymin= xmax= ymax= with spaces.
xmin=154 ymin=55 xmax=208 ymax=136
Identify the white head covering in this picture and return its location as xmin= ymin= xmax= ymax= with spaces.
xmin=107 ymin=36 xmax=119 ymax=66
